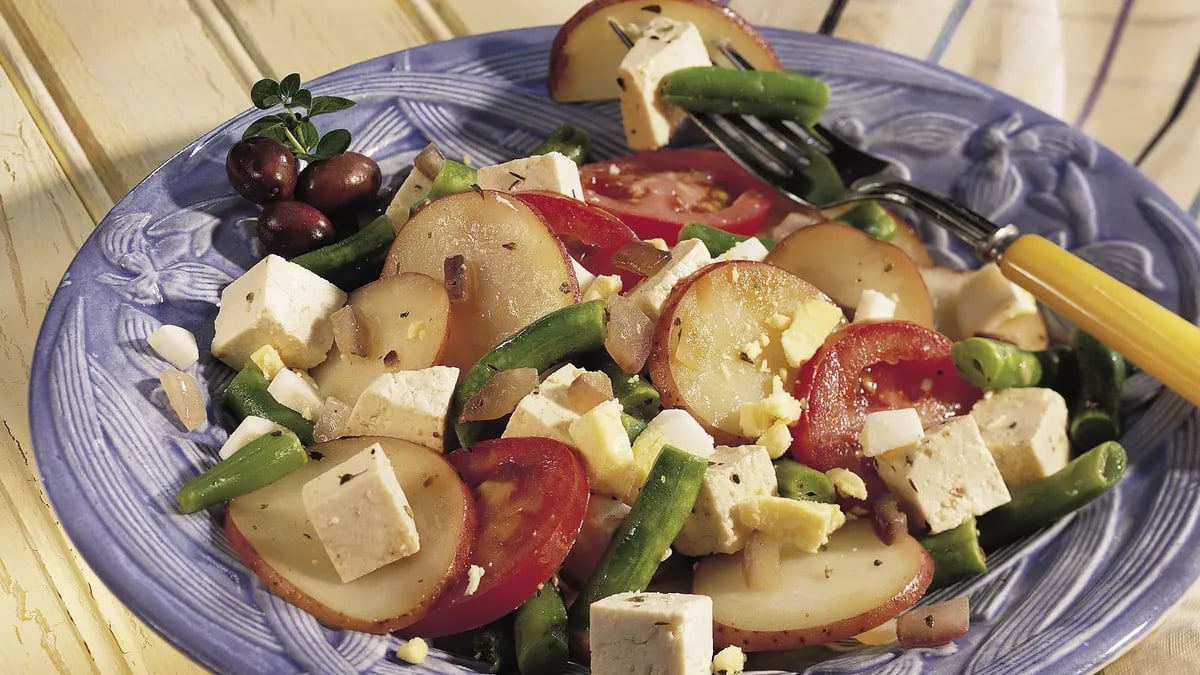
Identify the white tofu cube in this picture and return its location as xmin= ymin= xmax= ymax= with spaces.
xmin=717 ymin=237 xmax=770 ymax=263
xmin=874 ymin=416 xmax=1011 ymax=534
xmin=571 ymin=258 xmax=596 ymax=297
xmin=617 ymin=19 xmax=711 ymax=151
xmin=267 ymin=368 xmax=324 ymax=421
xmin=780 ymin=297 xmax=844 ymax=367
xmin=859 ymin=408 xmax=925 ymax=457
xmin=562 ymin=495 xmax=631 ymax=585
xmin=970 ymin=388 xmax=1070 ymax=487
xmin=674 ymin=445 xmax=776 ymax=556
xmin=476 ymin=152 xmax=584 ymax=200
xmin=217 ymin=415 xmax=289 ymax=460
xmin=301 ymin=444 xmax=420 ymax=582
xmin=956 ymin=263 xmax=1038 ymax=337
xmin=503 ymin=364 xmax=593 ymax=445
xmin=540 ymin=364 xmax=590 ymax=402
xmin=590 ymin=592 xmax=713 ymax=675
xmin=147 ymin=324 xmax=199 ymax=370
xmin=344 ymin=367 xmax=459 ymax=449
xmin=853 ymin=289 xmax=898 ymax=323
xmin=211 ymin=254 xmax=347 ymax=370
xmin=628 ymin=408 xmax=715 ymax=501
xmin=627 ymin=239 xmax=712 ymax=320
xmin=569 ymin=400 xmax=636 ymax=497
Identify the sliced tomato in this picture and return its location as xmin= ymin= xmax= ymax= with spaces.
xmin=398 ymin=437 xmax=589 ymax=638
xmin=579 ymin=149 xmax=775 ymax=243
xmin=790 ymin=321 xmax=982 ymax=481
xmin=513 ymin=190 xmax=640 ymax=288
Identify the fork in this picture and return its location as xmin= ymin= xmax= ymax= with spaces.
xmin=609 ymin=22 xmax=1200 ymax=408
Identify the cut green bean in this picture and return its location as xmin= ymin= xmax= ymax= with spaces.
xmin=1036 ymin=344 xmax=1078 ymax=398
xmin=420 ymin=159 xmax=477 ymax=206
xmin=223 ymin=366 xmax=314 ymax=445
xmin=661 ymin=67 xmax=830 ymax=126
xmin=678 ymin=221 xmax=777 ymax=257
xmin=532 ymin=123 xmax=591 ymax=165
xmin=470 ymin=617 xmax=517 ymax=674
xmin=921 ymin=517 xmax=986 ymax=590
xmin=514 ymin=583 xmax=569 ymax=675
xmin=290 ymin=215 xmax=394 ymax=290
xmin=1068 ymin=329 xmax=1125 ymax=450
xmin=621 ymin=413 xmax=647 ymax=444
xmin=594 ymin=358 xmax=661 ymax=421
xmin=951 ymin=337 xmax=1044 ymax=390
xmin=979 ymin=441 xmax=1127 ymax=550
xmin=831 ymin=201 xmax=895 ymax=241
xmin=177 ymin=430 xmax=306 ymax=513
xmin=774 ymin=459 xmax=836 ymax=503
xmin=568 ymin=445 xmax=706 ymax=645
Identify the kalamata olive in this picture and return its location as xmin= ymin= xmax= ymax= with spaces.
xmin=257 ymin=201 xmax=335 ymax=258
xmin=296 ymin=152 xmax=382 ymax=214
xmin=226 ymin=137 xmax=298 ymax=204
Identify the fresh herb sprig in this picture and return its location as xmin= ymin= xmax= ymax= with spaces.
xmin=243 ymin=73 xmax=356 ymax=162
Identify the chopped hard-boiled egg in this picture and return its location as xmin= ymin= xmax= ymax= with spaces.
xmin=217 ymin=415 xmax=288 ymax=460
xmin=395 ymin=638 xmax=430 ymax=665
xmin=853 ymin=289 xmax=898 ymax=323
xmin=738 ymin=375 xmax=803 ymax=439
xmin=858 ymin=408 xmax=925 ymax=457
xmin=147 ymin=324 xmax=199 ymax=370
xmin=755 ymin=420 xmax=792 ymax=459
xmin=250 ymin=344 xmax=286 ymax=380
xmin=717 ymin=237 xmax=770 ymax=263
xmin=617 ymin=18 xmax=711 ymax=150
xmin=826 ymin=468 xmax=868 ymax=501
xmin=781 ymin=297 xmax=844 ymax=367
xmin=267 ymin=368 xmax=324 ymax=421
xmin=712 ymin=645 xmax=748 ymax=674
xmin=569 ymin=399 xmax=636 ymax=497
xmin=583 ymin=274 xmax=623 ymax=302
xmin=733 ymin=496 xmax=846 ymax=553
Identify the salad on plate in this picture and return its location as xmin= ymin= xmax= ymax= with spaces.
xmin=149 ymin=1 xmax=1130 ymax=672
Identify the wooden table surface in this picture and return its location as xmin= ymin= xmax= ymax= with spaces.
xmin=2 ymin=1 xmax=1199 ymax=672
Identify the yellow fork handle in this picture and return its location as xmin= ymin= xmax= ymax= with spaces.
xmin=998 ymin=234 xmax=1200 ymax=408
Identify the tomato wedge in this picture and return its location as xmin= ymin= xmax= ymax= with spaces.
xmin=513 ymin=190 xmax=640 ymax=288
xmin=579 ymin=149 xmax=775 ymax=243
xmin=398 ymin=437 xmax=589 ymax=638
xmin=791 ymin=321 xmax=982 ymax=481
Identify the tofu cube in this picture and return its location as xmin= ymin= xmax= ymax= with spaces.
xmin=569 ymin=400 xmax=636 ymax=497
xmin=853 ymin=289 xmax=898 ymax=323
xmin=476 ymin=152 xmax=584 ymax=200
xmin=956 ymin=263 xmax=1038 ymax=337
xmin=267 ymin=368 xmax=324 ymax=421
xmin=874 ymin=416 xmax=1011 ymax=534
xmin=590 ymin=592 xmax=713 ymax=675
xmin=503 ymin=364 xmax=593 ymax=445
xmin=858 ymin=408 xmax=925 ymax=457
xmin=628 ymin=408 xmax=715 ymax=502
xmin=217 ymin=415 xmax=289 ymax=460
xmin=562 ymin=495 xmax=631 ymax=585
xmin=345 ymin=366 xmax=459 ymax=449
xmin=618 ymin=19 xmax=711 ymax=151
xmin=733 ymin=496 xmax=846 ymax=553
xmin=212 ymin=254 xmax=347 ymax=370
xmin=716 ymin=237 xmax=770 ymax=263
xmin=626 ymin=238 xmax=712 ymax=320
xmin=970 ymin=388 xmax=1070 ymax=487
xmin=147 ymin=324 xmax=199 ymax=370
xmin=781 ymin=297 xmax=844 ymax=367
xmin=301 ymin=444 xmax=420 ymax=582
xmin=674 ymin=445 xmax=777 ymax=556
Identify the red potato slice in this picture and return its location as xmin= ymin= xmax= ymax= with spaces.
xmin=310 ymin=344 xmax=399 ymax=408
xmin=765 ymin=222 xmax=934 ymax=327
xmin=383 ymin=190 xmax=578 ymax=372
xmin=549 ymin=0 xmax=781 ymax=102
xmin=649 ymin=260 xmax=830 ymax=443
xmin=226 ymin=437 xmax=475 ymax=634
xmin=817 ymin=204 xmax=934 ymax=268
xmin=351 ymin=273 xmax=450 ymax=365
xmin=693 ymin=519 xmax=933 ymax=651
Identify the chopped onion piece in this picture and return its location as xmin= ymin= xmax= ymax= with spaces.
xmin=330 ymin=306 xmax=366 ymax=357
xmin=314 ymin=397 xmax=351 ymax=443
xmin=872 ymin=494 xmax=909 ymax=546
xmin=612 ymin=240 xmax=671 ymax=277
xmin=413 ymin=142 xmax=444 ymax=179
xmin=567 ymin=371 xmax=614 ymax=413
xmin=741 ymin=531 xmax=781 ymax=590
xmin=444 ymin=254 xmax=469 ymax=302
xmin=604 ymin=294 xmax=653 ymax=374
xmin=160 ymin=369 xmax=205 ymax=431
xmin=896 ymin=597 xmax=970 ymax=648
xmin=459 ymin=367 xmax=539 ymax=423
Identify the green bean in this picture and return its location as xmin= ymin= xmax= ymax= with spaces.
xmin=979 ymin=441 xmax=1127 ymax=550
xmin=532 ymin=123 xmax=591 ymax=165
xmin=290 ymin=215 xmax=393 ymax=291
xmin=774 ymin=459 xmax=836 ymax=503
xmin=177 ymin=430 xmax=306 ymax=513
xmin=621 ymin=413 xmax=647 ymax=444
xmin=1068 ymin=330 xmax=1125 ymax=450
xmin=470 ymin=617 xmax=517 ymax=674
xmin=594 ymin=357 xmax=662 ymax=421
xmin=951 ymin=337 xmax=1044 ymax=390
xmin=223 ymin=366 xmax=314 ymax=445
xmin=832 ymin=201 xmax=896 ymax=241
xmin=921 ymin=517 xmax=986 ymax=589
xmin=660 ymin=67 xmax=830 ymax=126
xmin=677 ymin=221 xmax=777 ymax=257
xmin=514 ymin=583 xmax=569 ymax=675
xmin=420 ymin=159 xmax=477 ymax=206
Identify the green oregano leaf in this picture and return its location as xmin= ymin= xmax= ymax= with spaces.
xmin=308 ymin=95 xmax=356 ymax=117
xmin=242 ymin=114 xmax=290 ymax=141
xmin=250 ymin=79 xmax=280 ymax=109
xmin=312 ymin=129 xmax=352 ymax=160
xmin=291 ymin=88 xmax=312 ymax=111
xmin=279 ymin=73 xmax=302 ymax=99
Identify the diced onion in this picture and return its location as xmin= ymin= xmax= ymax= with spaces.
xmin=330 ymin=306 xmax=365 ymax=357
xmin=741 ymin=531 xmax=781 ymax=590
xmin=314 ymin=397 xmax=351 ymax=443
xmin=872 ymin=494 xmax=909 ymax=546
xmin=444 ymin=254 xmax=469 ymax=303
xmin=459 ymin=367 xmax=539 ymax=422
xmin=611 ymin=241 xmax=671 ymax=277
xmin=604 ymin=294 xmax=653 ymax=374
xmin=896 ymin=597 xmax=970 ymax=648
xmin=566 ymin=371 xmax=614 ymax=413
xmin=160 ymin=369 xmax=205 ymax=431
xmin=413 ymin=142 xmax=444 ymax=179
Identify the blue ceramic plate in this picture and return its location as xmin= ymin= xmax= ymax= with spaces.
xmin=29 ymin=26 xmax=1200 ymax=675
